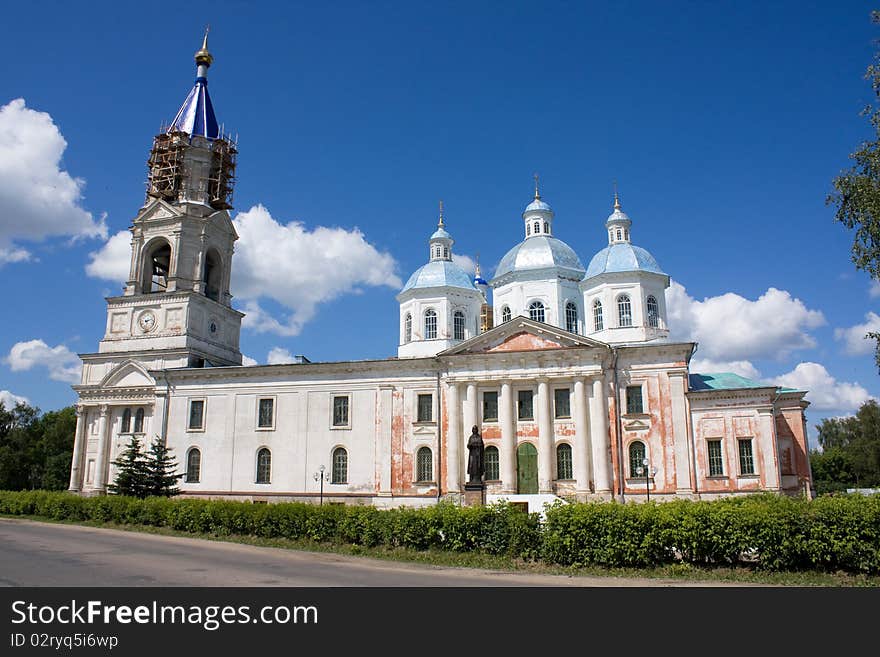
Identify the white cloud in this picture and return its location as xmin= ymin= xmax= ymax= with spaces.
xmin=834 ymin=312 xmax=880 ymax=356
xmin=241 ymin=355 xmax=258 ymax=367
xmin=86 ymin=229 xmax=130 ymax=283
xmin=667 ymin=281 xmax=825 ymax=361
xmin=452 ymin=253 xmax=476 ymax=275
xmin=232 ymin=204 xmax=401 ymax=336
xmin=870 ymin=280 xmax=880 ymax=298
xmin=266 ymin=347 xmax=296 ymax=365
xmin=4 ymin=339 xmax=81 ymax=384
xmin=770 ymin=362 xmax=874 ymax=412
xmin=0 ymin=98 xmax=106 ymax=264
xmin=690 ymin=357 xmax=761 ymax=380
xmin=0 ymin=390 xmax=29 ymax=408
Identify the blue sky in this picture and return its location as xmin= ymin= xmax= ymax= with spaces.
xmin=0 ymin=0 xmax=877 ymax=445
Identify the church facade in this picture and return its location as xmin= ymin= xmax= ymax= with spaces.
xmin=67 ymin=38 xmax=814 ymax=508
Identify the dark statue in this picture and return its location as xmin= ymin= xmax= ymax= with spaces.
xmin=466 ymin=425 xmax=484 ymax=484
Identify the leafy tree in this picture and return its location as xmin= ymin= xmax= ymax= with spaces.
xmin=811 ymin=399 xmax=880 ymax=492
xmin=107 ymin=435 xmax=150 ymax=497
xmin=828 ymin=10 xmax=880 ymax=368
xmin=0 ymin=401 xmax=73 ymax=491
xmin=145 ymin=437 xmax=181 ymax=497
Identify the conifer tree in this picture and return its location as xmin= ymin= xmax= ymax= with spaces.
xmin=145 ymin=437 xmax=182 ymax=497
xmin=107 ymin=435 xmax=150 ymax=497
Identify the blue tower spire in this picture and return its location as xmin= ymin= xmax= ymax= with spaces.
xmin=169 ymin=28 xmax=220 ymax=139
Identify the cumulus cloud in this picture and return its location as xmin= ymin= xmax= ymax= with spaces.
xmin=452 ymin=253 xmax=476 ymax=276
xmin=266 ymin=347 xmax=296 ymax=365
xmin=232 ymin=205 xmax=401 ymax=336
xmin=870 ymin=280 xmax=880 ymax=298
xmin=0 ymin=390 xmax=29 ymax=409
xmin=0 ymin=98 xmax=106 ymax=264
xmin=4 ymin=339 xmax=81 ymax=384
xmin=241 ymin=355 xmax=258 ymax=367
xmin=770 ymin=362 xmax=874 ymax=412
xmin=834 ymin=312 xmax=880 ymax=356
xmin=86 ymin=229 xmax=130 ymax=283
xmin=667 ymin=281 xmax=825 ymax=361
xmin=690 ymin=358 xmax=761 ymax=380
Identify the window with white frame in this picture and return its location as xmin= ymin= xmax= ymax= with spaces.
xmin=626 ymin=385 xmax=644 ymax=414
xmin=256 ymin=448 xmax=271 ymax=484
xmin=332 ymin=447 xmax=348 ymax=483
xmin=738 ymin=438 xmax=755 ymax=475
xmin=618 ymin=294 xmax=632 ymax=327
xmin=528 ymin=300 xmax=545 ymax=323
xmin=185 ymin=448 xmax=201 ymax=483
xmin=484 ymin=446 xmax=500 ymax=480
xmin=501 ymin=306 xmax=511 ymax=323
xmin=121 ymin=408 xmax=131 ymax=433
xmin=556 ymin=443 xmax=573 ymax=480
xmin=404 ymin=313 xmax=412 ymax=343
xmin=424 ymin=309 xmax=437 ymax=339
xmin=483 ymin=391 xmax=498 ymax=422
xmin=628 ymin=441 xmax=646 ymax=478
xmin=257 ymin=398 xmax=275 ymax=429
xmin=593 ymin=299 xmax=603 ymax=331
xmin=554 ymin=388 xmax=571 ymax=419
xmin=453 ymin=310 xmax=466 ymax=340
xmin=417 ymin=394 xmax=433 ymax=423
xmin=188 ymin=399 xmax=205 ymax=431
xmin=565 ymin=301 xmax=578 ymax=334
xmin=518 ymin=389 xmax=534 ymax=421
xmin=134 ymin=408 xmax=144 ymax=433
xmin=707 ymin=440 xmax=724 ymax=476
xmin=332 ymin=395 xmax=350 ymax=428
xmin=416 ymin=446 xmax=433 ymax=482
xmin=646 ymin=295 xmax=660 ymax=328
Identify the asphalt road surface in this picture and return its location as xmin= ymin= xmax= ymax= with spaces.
xmin=0 ymin=518 xmax=743 ymax=587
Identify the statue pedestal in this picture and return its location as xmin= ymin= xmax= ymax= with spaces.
xmin=463 ymin=482 xmax=485 ymax=507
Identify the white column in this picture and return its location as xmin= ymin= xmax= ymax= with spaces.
xmin=67 ymin=406 xmax=86 ymax=492
xmin=499 ymin=380 xmax=516 ymax=494
xmin=757 ymin=409 xmax=781 ymax=491
xmin=537 ymin=379 xmax=553 ymax=493
xmin=573 ymin=378 xmax=591 ymax=497
xmin=669 ymin=372 xmax=693 ymax=494
xmin=463 ymin=383 xmax=478 ymax=438
xmin=589 ymin=377 xmax=612 ymax=495
xmin=93 ymin=405 xmax=110 ymax=492
xmin=375 ymin=386 xmax=394 ymax=496
xmin=447 ymin=382 xmax=462 ymax=493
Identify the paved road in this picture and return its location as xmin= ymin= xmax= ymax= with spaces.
xmin=0 ymin=518 xmax=744 ymax=587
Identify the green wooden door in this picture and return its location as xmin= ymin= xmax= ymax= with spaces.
xmin=516 ymin=443 xmax=538 ymax=494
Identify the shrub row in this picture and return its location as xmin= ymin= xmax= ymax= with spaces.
xmin=1 ymin=490 xmax=878 ymax=574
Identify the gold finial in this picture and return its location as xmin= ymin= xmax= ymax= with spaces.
xmin=613 ymin=180 xmax=621 ymax=210
xmin=533 ymin=172 xmax=540 ymax=200
xmin=195 ymin=25 xmax=213 ymax=67
xmin=438 ymin=199 xmax=445 ymax=228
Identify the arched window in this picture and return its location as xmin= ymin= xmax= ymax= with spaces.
xmin=143 ymin=240 xmax=171 ymax=293
xmin=616 ymin=229 xmax=622 ymax=241
xmin=416 ymin=447 xmax=433 ymax=482
xmin=203 ymin=249 xmax=222 ymax=301
xmin=185 ymin=448 xmax=201 ymax=483
xmin=256 ymin=448 xmax=271 ymax=484
xmin=121 ymin=408 xmax=131 ymax=434
xmin=484 ymin=446 xmax=500 ymax=480
xmin=443 ymin=247 xmax=449 ymax=259
xmin=534 ymin=221 xmax=540 ymax=234
xmin=453 ymin=311 xmax=466 ymax=340
xmin=526 ymin=223 xmax=531 ymax=236
xmin=544 ymin=221 xmax=549 ymax=233
xmin=556 ymin=443 xmax=573 ymax=480
xmin=404 ymin=313 xmax=412 ymax=343
xmin=501 ymin=306 xmax=511 ymax=323
xmin=618 ymin=294 xmax=632 ymax=327
xmin=134 ymin=408 xmax=144 ymax=433
xmin=593 ymin=299 xmax=604 ymax=331
xmin=628 ymin=441 xmax=646 ymax=478
xmin=647 ymin=295 xmax=659 ymax=328
xmin=332 ymin=447 xmax=348 ymax=484
xmin=424 ymin=309 xmax=437 ymax=339
xmin=565 ymin=302 xmax=578 ymax=334
xmin=528 ymin=300 xmax=545 ymax=323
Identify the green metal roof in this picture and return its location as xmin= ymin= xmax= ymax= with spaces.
xmin=688 ymin=372 xmax=770 ymax=391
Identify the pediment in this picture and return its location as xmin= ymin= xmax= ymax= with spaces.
xmin=135 ymin=198 xmax=184 ymax=224
xmin=207 ymin=209 xmax=238 ymax=239
xmin=440 ymin=316 xmax=608 ymax=356
xmin=100 ymin=360 xmax=156 ymax=389
xmin=623 ymin=418 xmax=650 ymax=431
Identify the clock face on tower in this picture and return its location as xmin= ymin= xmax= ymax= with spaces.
xmin=138 ymin=311 xmax=157 ymax=333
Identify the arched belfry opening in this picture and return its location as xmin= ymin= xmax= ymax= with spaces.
xmin=142 ymin=240 xmax=172 ymax=293
xmin=203 ymin=249 xmax=223 ymax=302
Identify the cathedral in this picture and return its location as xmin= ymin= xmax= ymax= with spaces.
xmin=67 ymin=37 xmax=814 ymax=509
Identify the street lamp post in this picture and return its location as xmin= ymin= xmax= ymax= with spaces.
xmin=640 ymin=457 xmax=657 ymax=503
xmin=313 ymin=465 xmax=330 ymax=505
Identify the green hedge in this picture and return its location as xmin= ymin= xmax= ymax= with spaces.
xmin=1 ymin=490 xmax=878 ymax=574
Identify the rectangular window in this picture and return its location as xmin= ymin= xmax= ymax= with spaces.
xmin=517 ymin=390 xmax=534 ymax=421
xmin=332 ymin=395 xmax=350 ymax=428
xmin=554 ymin=388 xmax=571 ymax=419
xmin=739 ymin=438 xmax=755 ymax=475
xmin=188 ymin=399 xmax=205 ymax=430
xmin=417 ymin=394 xmax=433 ymax=423
xmin=257 ymin=398 xmax=275 ymax=429
xmin=483 ymin=391 xmax=498 ymax=422
xmin=626 ymin=385 xmax=644 ymax=415
xmin=707 ymin=439 xmax=724 ymax=477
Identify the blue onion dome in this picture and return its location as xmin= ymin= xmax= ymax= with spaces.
xmin=431 ymin=226 xmax=452 ymax=240
xmin=169 ymin=30 xmax=220 ymax=139
xmin=401 ymin=260 xmax=477 ymax=293
xmin=584 ymin=243 xmax=665 ymax=278
xmin=494 ymin=236 xmax=585 ymax=279
xmin=524 ymin=197 xmax=552 ymax=214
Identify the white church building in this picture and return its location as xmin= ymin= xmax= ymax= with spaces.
xmin=68 ymin=37 xmax=815 ymax=507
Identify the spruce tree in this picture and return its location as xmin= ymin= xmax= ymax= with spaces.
xmin=145 ymin=437 xmax=182 ymax=497
xmin=107 ymin=435 xmax=150 ymax=497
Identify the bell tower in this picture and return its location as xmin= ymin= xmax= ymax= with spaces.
xmin=96 ymin=31 xmax=243 ymax=369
